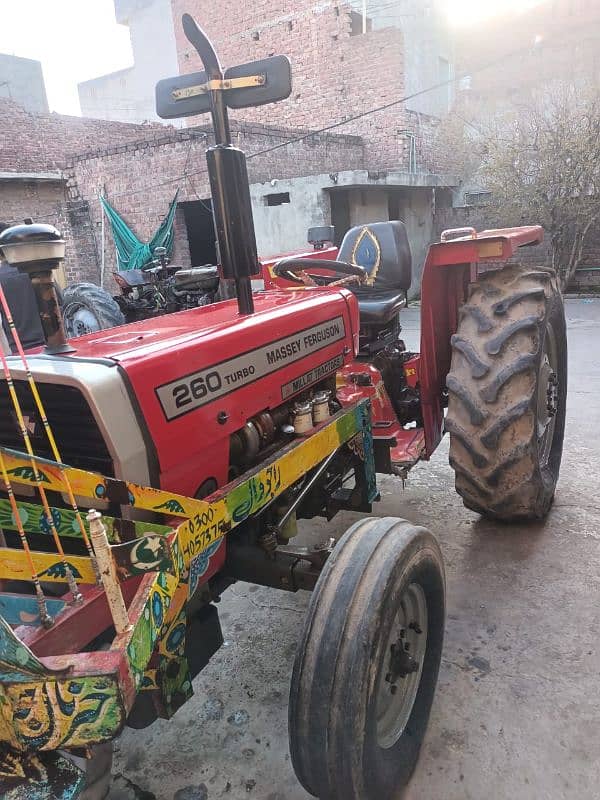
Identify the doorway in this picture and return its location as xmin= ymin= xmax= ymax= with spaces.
xmin=329 ymin=190 xmax=351 ymax=246
xmin=180 ymin=199 xmax=217 ymax=266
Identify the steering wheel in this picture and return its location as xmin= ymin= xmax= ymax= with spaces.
xmin=272 ymin=257 xmax=366 ymax=288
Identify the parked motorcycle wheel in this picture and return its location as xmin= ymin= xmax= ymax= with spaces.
xmin=63 ymin=283 xmax=125 ymax=337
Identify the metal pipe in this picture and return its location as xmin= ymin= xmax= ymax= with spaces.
xmin=183 ymin=14 xmax=259 ymax=316
xmin=276 ymin=449 xmax=339 ymax=533
xmin=235 ymin=277 xmax=255 ymax=315
xmin=183 ymin=13 xmax=231 ymax=146
xmin=100 ymin=191 xmax=106 ymax=289
xmin=209 ymin=87 xmax=231 ymax=146
xmin=87 ymin=509 xmax=131 ymax=635
xmin=29 ymin=269 xmax=73 ymax=354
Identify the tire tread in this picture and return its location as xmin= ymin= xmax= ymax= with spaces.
xmin=446 ymin=266 xmax=566 ymax=521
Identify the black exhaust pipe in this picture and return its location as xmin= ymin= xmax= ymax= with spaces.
xmin=182 ymin=14 xmax=259 ymax=316
xmin=206 ymin=145 xmax=258 ymax=316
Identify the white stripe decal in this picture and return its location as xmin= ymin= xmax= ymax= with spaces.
xmin=156 ymin=316 xmax=346 ymax=421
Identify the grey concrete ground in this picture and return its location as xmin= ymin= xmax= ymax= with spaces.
xmin=108 ymin=299 xmax=600 ymax=800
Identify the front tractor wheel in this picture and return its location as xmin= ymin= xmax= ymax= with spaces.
xmin=289 ymin=517 xmax=445 ymax=800
xmin=446 ymin=266 xmax=567 ymax=521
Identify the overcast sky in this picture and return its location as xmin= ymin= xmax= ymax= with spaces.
xmin=0 ymin=0 xmax=133 ymax=115
xmin=0 ymin=0 xmax=541 ymax=117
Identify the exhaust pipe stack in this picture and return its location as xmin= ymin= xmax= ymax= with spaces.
xmin=156 ymin=15 xmax=291 ymax=318
xmin=181 ymin=14 xmax=260 ymax=316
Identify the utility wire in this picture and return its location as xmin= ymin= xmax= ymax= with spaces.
xmin=46 ymin=15 xmax=593 ymax=214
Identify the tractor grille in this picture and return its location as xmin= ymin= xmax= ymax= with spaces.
xmin=0 ymin=380 xmax=114 ymax=477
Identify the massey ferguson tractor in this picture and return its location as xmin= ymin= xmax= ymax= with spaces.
xmin=0 ymin=14 xmax=566 ymax=800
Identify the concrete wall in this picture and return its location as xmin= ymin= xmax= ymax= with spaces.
xmin=79 ymin=0 xmax=180 ymax=125
xmin=0 ymin=54 xmax=48 ymax=114
xmin=251 ymin=175 xmax=331 ymax=255
xmin=347 ymin=189 xmax=389 ymax=227
xmin=346 ymin=185 xmax=435 ymax=294
xmin=252 ymin=177 xmax=438 ymax=295
xmin=78 ymin=68 xmax=141 ymax=125
xmin=396 ymin=187 xmax=435 ymax=294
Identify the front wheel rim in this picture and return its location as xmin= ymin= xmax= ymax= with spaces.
xmin=537 ymin=320 xmax=559 ymax=469
xmin=63 ymin=303 xmax=101 ymax=337
xmin=375 ymin=582 xmax=428 ymax=749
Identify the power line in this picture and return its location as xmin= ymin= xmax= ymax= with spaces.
xmin=34 ymin=14 xmax=593 ymax=218
xmin=196 ymin=15 xmax=593 ymax=167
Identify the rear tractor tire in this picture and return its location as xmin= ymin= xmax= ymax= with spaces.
xmin=446 ymin=266 xmax=567 ymax=521
xmin=63 ymin=282 xmax=125 ymax=337
xmin=289 ymin=517 xmax=445 ymax=800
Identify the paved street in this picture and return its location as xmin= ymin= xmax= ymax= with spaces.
xmin=109 ymin=298 xmax=600 ymax=800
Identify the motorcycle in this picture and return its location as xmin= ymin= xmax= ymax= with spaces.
xmin=62 ymin=246 xmax=220 ymax=336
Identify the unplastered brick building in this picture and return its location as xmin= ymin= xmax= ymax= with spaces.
xmin=4 ymin=1 xmax=458 ymax=294
xmin=0 ymin=97 xmax=168 ymax=285
xmin=69 ymin=0 xmax=458 ymax=293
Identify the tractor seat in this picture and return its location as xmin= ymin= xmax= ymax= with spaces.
xmin=337 ymin=221 xmax=412 ymax=326
xmin=351 ymin=288 xmax=406 ymax=326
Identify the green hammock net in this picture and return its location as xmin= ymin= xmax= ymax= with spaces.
xmin=100 ymin=190 xmax=180 ymax=271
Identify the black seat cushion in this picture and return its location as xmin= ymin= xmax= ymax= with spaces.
xmin=338 ymin=221 xmax=412 ymax=291
xmin=352 ymin=287 xmax=406 ymax=326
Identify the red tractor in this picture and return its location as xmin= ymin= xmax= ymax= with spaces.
xmin=0 ymin=14 xmax=566 ymax=800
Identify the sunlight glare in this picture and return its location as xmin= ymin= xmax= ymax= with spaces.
xmin=447 ymin=0 xmax=544 ymax=26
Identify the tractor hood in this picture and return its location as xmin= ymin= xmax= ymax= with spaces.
xmin=15 ymin=289 xmax=359 ymax=478
xmin=56 ymin=290 xmax=355 ymax=363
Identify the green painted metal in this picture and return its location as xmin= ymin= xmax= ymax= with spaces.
xmin=0 ymin=746 xmax=85 ymax=800
xmin=0 ymin=497 xmax=172 ymax=543
xmin=0 ymin=616 xmax=49 ymax=679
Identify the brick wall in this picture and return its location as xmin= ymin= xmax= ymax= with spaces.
xmin=0 ymin=98 xmax=170 ymax=174
xmin=0 ymin=180 xmax=65 ymax=230
xmin=0 ymin=179 xmax=102 ymax=287
xmin=0 ymin=96 xmax=363 ymax=284
xmin=0 ymin=180 xmax=72 ymax=284
xmin=170 ymin=0 xmax=412 ymax=169
xmin=0 ymin=98 xmax=177 ymax=285
xmin=67 ymin=120 xmax=364 ymax=282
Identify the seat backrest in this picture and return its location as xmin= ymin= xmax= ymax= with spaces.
xmin=338 ymin=221 xmax=412 ymax=291
xmin=114 ymin=269 xmax=149 ymax=287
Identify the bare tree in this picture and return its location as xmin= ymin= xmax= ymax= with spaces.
xmin=439 ymin=83 xmax=600 ymax=287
